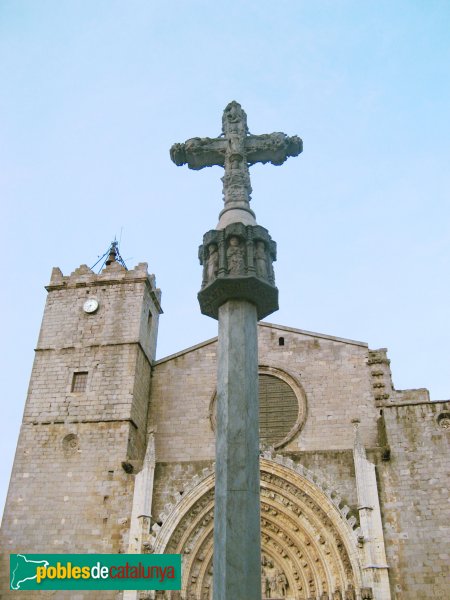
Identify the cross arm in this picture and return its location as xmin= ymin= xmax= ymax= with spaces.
xmin=245 ymin=133 xmax=303 ymax=166
xmin=170 ymin=137 xmax=226 ymax=170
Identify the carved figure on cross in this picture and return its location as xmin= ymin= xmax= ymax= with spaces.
xmin=170 ymin=101 xmax=302 ymax=214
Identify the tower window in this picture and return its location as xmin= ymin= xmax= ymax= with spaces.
xmin=278 ymin=336 xmax=285 ymax=346
xmin=71 ymin=371 xmax=88 ymax=393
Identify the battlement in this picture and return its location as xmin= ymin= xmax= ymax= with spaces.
xmin=46 ymin=261 xmax=162 ymax=313
xmin=380 ymin=400 xmax=449 ymax=453
xmin=382 ymin=399 xmax=449 ymax=417
xmin=367 ymin=347 xmax=431 ymax=406
xmin=391 ymin=388 xmax=430 ymax=404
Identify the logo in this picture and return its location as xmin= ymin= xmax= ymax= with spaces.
xmin=10 ymin=554 xmax=181 ymax=591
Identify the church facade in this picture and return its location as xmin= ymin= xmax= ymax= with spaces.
xmin=0 ymin=257 xmax=449 ymax=600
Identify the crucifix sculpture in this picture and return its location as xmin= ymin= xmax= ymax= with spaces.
xmin=171 ymin=102 xmax=302 ymax=600
xmin=170 ymin=101 xmax=302 ymax=229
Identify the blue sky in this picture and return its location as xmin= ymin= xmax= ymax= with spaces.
xmin=1 ymin=1 xmax=449 ymax=519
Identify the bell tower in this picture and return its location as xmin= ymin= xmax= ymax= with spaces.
xmin=0 ymin=250 xmax=162 ymax=597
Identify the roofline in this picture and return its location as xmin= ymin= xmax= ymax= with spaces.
xmin=154 ymin=321 xmax=368 ymax=365
xmin=381 ymin=399 xmax=449 ymax=408
xmin=154 ymin=336 xmax=218 ymax=365
xmin=260 ymin=321 xmax=368 ymax=347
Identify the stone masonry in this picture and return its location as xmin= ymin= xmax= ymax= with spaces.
xmin=0 ymin=258 xmax=162 ymax=599
xmin=378 ymin=401 xmax=450 ymax=598
xmin=0 ymin=271 xmax=448 ymax=599
xmin=148 ymin=322 xmax=449 ymax=600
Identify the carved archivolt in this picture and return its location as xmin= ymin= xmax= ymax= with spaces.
xmin=150 ymin=456 xmax=363 ymax=600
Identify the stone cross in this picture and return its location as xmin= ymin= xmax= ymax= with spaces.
xmin=170 ymin=101 xmax=302 ymax=228
xmin=171 ymin=102 xmax=302 ymax=600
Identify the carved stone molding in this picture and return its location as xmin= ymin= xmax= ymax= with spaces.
xmin=150 ymin=457 xmax=364 ymax=600
xmin=170 ymin=101 xmax=302 ymax=214
xmin=62 ymin=433 xmax=79 ymax=456
xmin=437 ymin=412 xmax=450 ymax=430
xmin=198 ymin=222 xmax=278 ymax=320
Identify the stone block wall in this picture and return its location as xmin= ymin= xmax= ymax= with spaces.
xmin=0 ymin=261 xmax=161 ymax=599
xmin=3 ymin=254 xmax=446 ymax=600
xmin=258 ymin=323 xmax=380 ymax=451
xmin=150 ymin=339 xmax=218 ymax=463
xmin=151 ymin=461 xmax=215 ymax=523
xmin=148 ymin=322 xmax=384 ymax=545
xmin=150 ymin=322 xmax=381 ymax=468
xmin=24 ymin=344 xmax=143 ymax=424
xmin=40 ymin=261 xmax=161 ymax=362
xmin=148 ymin=321 xmax=448 ymax=600
xmin=0 ymin=421 xmax=133 ymax=599
xmin=378 ymin=401 xmax=450 ymax=599
xmin=284 ymin=450 xmax=358 ymax=512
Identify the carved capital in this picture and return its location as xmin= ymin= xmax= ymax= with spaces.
xmin=198 ymin=223 xmax=278 ymax=320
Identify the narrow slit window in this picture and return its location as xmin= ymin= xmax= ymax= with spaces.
xmin=71 ymin=371 xmax=88 ymax=393
xmin=279 ymin=336 xmax=285 ymax=346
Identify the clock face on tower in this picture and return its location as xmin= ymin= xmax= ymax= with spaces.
xmin=83 ymin=298 xmax=99 ymax=314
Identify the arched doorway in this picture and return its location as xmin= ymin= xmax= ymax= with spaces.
xmin=150 ymin=456 xmax=363 ymax=599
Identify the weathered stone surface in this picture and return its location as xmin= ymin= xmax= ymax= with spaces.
xmin=170 ymin=100 xmax=302 ymax=229
xmin=170 ymin=103 xmax=303 ymax=600
xmin=147 ymin=321 xmax=448 ymax=599
xmin=1 ymin=278 xmax=448 ymax=599
xmin=378 ymin=401 xmax=450 ymax=599
xmin=214 ymin=300 xmax=260 ymax=600
xmin=198 ymin=222 xmax=278 ymax=320
xmin=0 ymin=261 xmax=162 ymax=599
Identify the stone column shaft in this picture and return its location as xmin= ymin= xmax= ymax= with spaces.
xmin=213 ymin=299 xmax=261 ymax=600
xmin=171 ymin=101 xmax=301 ymax=600
xmin=123 ymin=433 xmax=156 ymax=600
xmin=353 ymin=428 xmax=391 ymax=600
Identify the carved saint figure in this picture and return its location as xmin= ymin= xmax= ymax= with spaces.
xmin=261 ymin=561 xmax=288 ymax=598
xmin=201 ymin=586 xmax=211 ymax=600
xmin=226 ymin=236 xmax=245 ymax=275
xmin=438 ymin=414 xmax=450 ymax=429
xmin=262 ymin=559 xmax=276 ymax=598
xmin=345 ymin=584 xmax=356 ymax=600
xmin=206 ymin=244 xmax=219 ymax=282
xmin=222 ymin=101 xmax=248 ymax=138
xmin=223 ymin=101 xmax=248 ymax=170
xmin=255 ymin=240 xmax=268 ymax=279
xmin=171 ymin=101 xmax=302 ymax=212
xmin=276 ymin=569 xmax=288 ymax=596
xmin=269 ymin=569 xmax=279 ymax=597
xmin=333 ymin=589 xmax=343 ymax=600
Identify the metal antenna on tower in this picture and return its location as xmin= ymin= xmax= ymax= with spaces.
xmin=91 ymin=239 xmax=128 ymax=273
